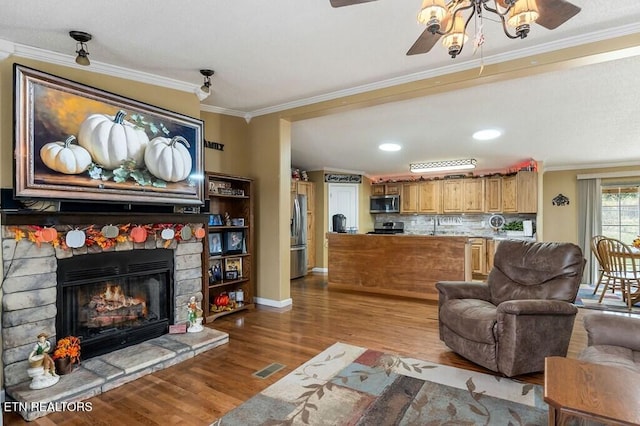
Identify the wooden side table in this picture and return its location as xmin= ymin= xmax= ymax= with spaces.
xmin=544 ymin=357 xmax=640 ymax=426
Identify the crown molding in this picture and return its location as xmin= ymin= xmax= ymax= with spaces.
xmin=247 ymin=22 xmax=640 ymax=118
xmin=5 ymin=39 xmax=199 ymax=94
xmin=199 ymin=104 xmax=247 ymax=118
xmin=544 ymin=160 xmax=640 ymax=172
xmin=4 ymin=21 xmax=640 ymax=119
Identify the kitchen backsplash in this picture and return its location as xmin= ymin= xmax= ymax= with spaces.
xmin=373 ymin=213 xmax=536 ymax=238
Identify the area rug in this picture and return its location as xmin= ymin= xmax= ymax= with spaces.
xmin=214 ymin=342 xmax=548 ymax=425
xmin=574 ymin=283 xmax=640 ymax=314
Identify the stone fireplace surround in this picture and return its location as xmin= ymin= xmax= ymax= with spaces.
xmin=0 ymin=212 xmax=229 ymax=420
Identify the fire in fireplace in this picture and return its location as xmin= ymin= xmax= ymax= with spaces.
xmin=56 ymin=249 xmax=174 ymax=359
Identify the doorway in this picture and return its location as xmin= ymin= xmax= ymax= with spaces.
xmin=328 ymin=183 xmax=359 ymax=232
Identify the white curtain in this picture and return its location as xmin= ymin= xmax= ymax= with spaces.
xmin=577 ymin=178 xmax=601 ymax=284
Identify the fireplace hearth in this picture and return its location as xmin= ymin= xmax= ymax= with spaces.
xmin=1 ymin=213 xmax=208 ymax=389
xmin=57 ymin=249 xmax=174 ymax=359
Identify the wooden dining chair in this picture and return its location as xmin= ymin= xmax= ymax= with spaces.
xmin=590 ymin=235 xmax=610 ymax=295
xmin=597 ymin=237 xmax=640 ymax=310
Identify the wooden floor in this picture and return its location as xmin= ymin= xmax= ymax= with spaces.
xmin=4 ymin=273 xmax=592 ymax=425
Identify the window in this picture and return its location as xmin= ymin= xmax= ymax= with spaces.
xmin=601 ymin=185 xmax=640 ymax=243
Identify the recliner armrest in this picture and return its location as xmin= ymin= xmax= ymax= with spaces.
xmin=436 ymin=281 xmax=491 ymax=304
xmin=497 ymin=299 xmax=578 ymax=316
xmin=584 ymin=313 xmax=640 ymax=352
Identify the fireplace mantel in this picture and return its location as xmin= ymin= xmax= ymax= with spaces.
xmin=1 ymin=211 xmax=208 ymax=226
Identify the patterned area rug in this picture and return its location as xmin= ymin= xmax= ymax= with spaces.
xmin=215 ymin=342 xmax=548 ymax=425
xmin=575 ymin=283 xmax=640 ymax=314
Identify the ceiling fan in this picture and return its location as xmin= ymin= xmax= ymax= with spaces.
xmin=330 ymin=0 xmax=581 ymax=58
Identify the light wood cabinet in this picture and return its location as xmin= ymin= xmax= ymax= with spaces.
xmin=485 ymin=177 xmax=502 ymax=213
xmin=463 ymin=179 xmax=485 ymax=212
xmin=372 ymin=183 xmax=401 ymax=196
xmin=516 ymin=171 xmax=538 ymax=213
xmin=418 ymin=180 xmax=442 ymax=213
xmin=443 ymin=179 xmax=484 ymax=213
xmin=293 ymin=181 xmax=315 ymax=271
xmin=470 ymin=238 xmax=487 ymax=275
xmin=486 ymin=238 xmax=499 ymax=273
xmin=401 ymin=181 xmax=442 ymax=214
xmin=371 ymin=185 xmax=385 ymax=196
xmin=401 ymin=183 xmax=419 ymax=213
xmin=502 ymin=172 xmax=537 ymax=213
xmin=442 ymin=180 xmax=463 ymax=212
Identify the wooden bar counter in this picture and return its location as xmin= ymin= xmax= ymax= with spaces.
xmin=327 ymin=233 xmax=470 ymax=301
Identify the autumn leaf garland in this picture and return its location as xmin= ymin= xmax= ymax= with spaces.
xmin=10 ymin=223 xmax=203 ymax=250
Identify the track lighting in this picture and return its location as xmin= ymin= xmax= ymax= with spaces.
xmin=196 ymin=69 xmax=215 ymax=101
xmin=69 ymin=31 xmax=92 ymax=66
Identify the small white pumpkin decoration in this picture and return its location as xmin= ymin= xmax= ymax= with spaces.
xmin=144 ymin=136 xmax=192 ymax=182
xmin=78 ymin=110 xmax=149 ymax=170
xmin=161 ymin=228 xmax=175 ymax=240
xmin=66 ymin=229 xmax=86 ymax=248
xmin=39 ymin=135 xmax=92 ymax=174
xmin=101 ymin=225 xmax=120 ymax=239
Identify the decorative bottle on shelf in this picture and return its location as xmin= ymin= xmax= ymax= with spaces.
xmin=236 ymin=288 xmax=244 ymax=307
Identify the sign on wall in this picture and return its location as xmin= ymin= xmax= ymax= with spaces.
xmin=324 ymin=173 xmax=362 ymax=184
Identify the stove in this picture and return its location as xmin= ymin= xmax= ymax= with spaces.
xmin=367 ymin=221 xmax=404 ymax=234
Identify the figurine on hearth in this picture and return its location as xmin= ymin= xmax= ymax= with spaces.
xmin=187 ymin=296 xmax=204 ymax=333
xmin=27 ymin=333 xmax=60 ymax=389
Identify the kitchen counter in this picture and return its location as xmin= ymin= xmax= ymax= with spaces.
xmin=327 ymin=233 xmax=471 ymax=301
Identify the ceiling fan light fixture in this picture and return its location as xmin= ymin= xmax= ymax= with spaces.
xmin=441 ymin=12 xmax=468 ymax=58
xmin=417 ymin=0 xmax=448 ymax=30
xmin=507 ymin=0 xmax=539 ymax=38
xmin=410 ymin=158 xmax=477 ymax=173
xmin=69 ymin=31 xmax=92 ymax=66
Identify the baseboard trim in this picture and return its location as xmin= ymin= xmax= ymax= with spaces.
xmin=311 ymin=267 xmax=328 ymax=274
xmin=254 ymin=297 xmax=293 ymax=309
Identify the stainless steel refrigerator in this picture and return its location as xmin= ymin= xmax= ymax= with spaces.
xmin=290 ymin=194 xmax=307 ymax=279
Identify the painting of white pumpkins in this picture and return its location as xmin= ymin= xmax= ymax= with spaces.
xmin=14 ymin=65 xmax=204 ymax=205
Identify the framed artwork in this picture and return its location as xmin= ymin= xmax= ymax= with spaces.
xmin=209 ymin=214 xmax=223 ymax=226
xmin=13 ymin=64 xmax=204 ymax=205
xmin=224 ymin=230 xmax=244 ymax=254
xmin=224 ymin=257 xmax=242 ymax=277
xmin=224 ymin=270 xmax=239 ymax=280
xmin=208 ymin=232 xmax=223 ymax=255
xmin=209 ymin=259 xmax=222 ymax=283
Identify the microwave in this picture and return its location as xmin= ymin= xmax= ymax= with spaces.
xmin=370 ymin=195 xmax=400 ymax=214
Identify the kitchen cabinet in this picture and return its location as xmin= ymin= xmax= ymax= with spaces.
xmin=418 ymin=180 xmax=442 ymax=213
xmin=401 ymin=183 xmax=419 ymax=213
xmin=442 ymin=180 xmax=463 ymax=212
xmin=443 ymin=179 xmax=484 ymax=213
xmin=502 ymin=172 xmax=537 ymax=213
xmin=401 ymin=181 xmax=442 ymax=214
xmin=486 ymin=238 xmax=499 ymax=273
xmin=372 ymin=183 xmax=401 ymax=196
xmin=470 ymin=238 xmax=487 ymax=275
xmin=293 ymin=181 xmax=315 ymax=271
xmin=204 ymin=172 xmax=254 ymax=322
xmin=463 ymin=179 xmax=485 ymax=212
xmin=485 ymin=177 xmax=502 ymax=213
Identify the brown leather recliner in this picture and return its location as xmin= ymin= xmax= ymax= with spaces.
xmin=436 ymin=240 xmax=585 ymax=377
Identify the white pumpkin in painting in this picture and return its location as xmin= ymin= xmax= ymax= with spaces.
xmin=78 ymin=110 xmax=149 ymax=169
xmin=144 ymin=136 xmax=192 ymax=182
xmin=40 ymin=135 xmax=92 ymax=174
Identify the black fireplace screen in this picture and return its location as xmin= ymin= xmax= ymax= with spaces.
xmin=57 ymin=249 xmax=174 ymax=359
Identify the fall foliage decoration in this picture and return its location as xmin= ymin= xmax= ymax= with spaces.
xmin=52 ymin=336 xmax=81 ymax=364
xmin=10 ymin=223 xmax=205 ymax=250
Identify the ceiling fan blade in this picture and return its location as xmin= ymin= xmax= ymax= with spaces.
xmin=406 ymin=28 xmax=443 ymax=56
xmin=330 ymin=0 xmax=377 ymax=7
xmin=535 ymin=0 xmax=581 ymax=30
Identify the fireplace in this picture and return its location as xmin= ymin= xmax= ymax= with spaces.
xmin=56 ymin=249 xmax=174 ymax=359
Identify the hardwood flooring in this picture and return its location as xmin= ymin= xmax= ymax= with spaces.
xmin=3 ymin=274 xmax=590 ymax=425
